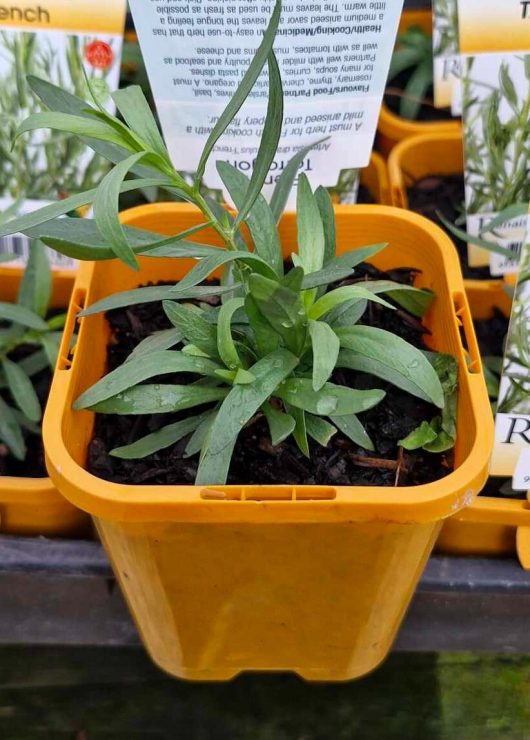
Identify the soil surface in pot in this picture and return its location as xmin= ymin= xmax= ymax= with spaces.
xmin=88 ymin=263 xmax=453 ymax=488
xmin=385 ymin=70 xmax=454 ymax=123
xmin=0 ymin=346 xmax=51 ymax=478
xmin=407 ymin=175 xmax=491 ymax=280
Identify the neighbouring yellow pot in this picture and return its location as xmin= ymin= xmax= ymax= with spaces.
xmin=362 ymin=152 xmax=391 ymax=205
xmin=377 ymin=9 xmax=461 ymax=156
xmin=387 ymin=130 xmax=463 ymax=209
xmin=0 ymin=266 xmax=90 ymax=537
xmin=437 ymin=280 xmax=530 ymax=567
xmin=43 ymin=204 xmax=491 ymax=681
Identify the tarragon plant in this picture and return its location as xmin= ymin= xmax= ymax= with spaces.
xmin=0 ymin=0 xmax=457 ymax=484
xmin=387 ymin=26 xmax=434 ymax=120
xmin=0 ymin=242 xmax=65 ymax=460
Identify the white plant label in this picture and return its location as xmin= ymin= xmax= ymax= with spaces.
xmin=491 ymin=210 xmax=530 ymax=487
xmin=129 ymin=0 xmax=404 ymax=205
xmin=458 ymin=1 xmax=530 ymax=275
xmin=432 ymin=0 xmax=461 ymax=114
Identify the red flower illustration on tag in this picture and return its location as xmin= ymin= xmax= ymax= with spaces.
xmin=85 ymin=40 xmax=114 ymax=70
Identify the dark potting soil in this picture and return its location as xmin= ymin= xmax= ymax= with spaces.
xmin=384 ymin=70 xmax=454 ymax=123
xmin=474 ymin=310 xmax=509 ymax=360
xmin=356 ymin=184 xmax=375 ymax=204
xmin=407 ymin=175 xmax=492 ymax=280
xmin=0 ymin=346 xmax=51 ymax=478
xmin=87 ymin=263 xmax=453 ymax=488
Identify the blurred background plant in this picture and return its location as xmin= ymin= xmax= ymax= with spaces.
xmin=0 ymin=32 xmax=116 ymax=202
xmin=463 ymin=56 xmax=530 ymax=214
xmin=386 ymin=25 xmax=434 ymax=120
xmin=432 ymin=0 xmax=459 ymax=57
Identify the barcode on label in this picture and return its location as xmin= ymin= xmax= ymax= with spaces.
xmin=0 ymin=234 xmax=77 ymax=270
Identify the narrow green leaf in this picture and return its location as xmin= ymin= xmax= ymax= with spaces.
xmin=331 ymin=413 xmax=374 ymax=451
xmin=437 ymin=212 xmax=514 ymax=257
xmin=163 ymin=301 xmax=218 ymax=357
xmin=17 ymin=240 xmax=51 ymax=317
xmin=308 ymin=285 xmax=394 ymax=320
xmin=184 ymin=409 xmax=219 ymax=458
xmin=336 ymin=326 xmax=444 ymax=408
xmin=480 ymin=203 xmax=528 ymax=235
xmin=196 ymin=349 xmax=299 ymax=484
xmin=80 ymin=284 xmax=235 ymax=317
xmin=94 ymin=152 xmax=149 ymax=269
xmin=249 ymin=273 xmax=307 ymax=353
xmin=195 ymin=0 xmax=281 ymax=185
xmin=0 ymin=178 xmax=169 ymax=239
xmin=112 ymin=85 xmax=169 ymax=161
xmin=276 ymin=378 xmax=385 ymax=416
xmin=327 ymin=299 xmax=367 ymax=328
xmin=314 ymin=186 xmax=336 ymax=265
xmin=172 ymin=250 xmax=275 ymax=293
xmin=16 ymin=111 xmax=138 ymax=151
xmin=300 ymin=244 xmax=387 ymax=290
xmin=290 ymin=405 xmax=309 ymax=457
xmin=0 ymin=302 xmax=48 ymax=330
xmin=90 ymin=383 xmax=227 ymax=415
xmin=127 ymin=329 xmax=183 ymax=361
xmin=262 ymin=401 xmax=295 ymax=445
xmin=74 ymin=351 xmax=221 ymax=410
xmin=233 ymin=51 xmax=284 ymax=229
xmin=217 ymin=298 xmax=245 ymax=369
xmin=244 ymin=294 xmax=279 ymax=357
xmin=305 ymin=414 xmax=337 ymax=446
xmin=360 ymin=280 xmax=434 ymax=317
xmin=270 ymin=138 xmax=328 ymax=223
xmin=399 ymin=421 xmax=438 ymax=450
xmin=0 ymin=396 xmax=25 ymax=460
xmin=297 ymin=173 xmax=325 ymax=275
xmin=111 ymin=412 xmax=209 ymax=460
xmin=0 ymin=349 xmax=48 ymax=388
xmin=2 ymin=358 xmax=41 ymax=422
xmin=40 ymin=333 xmax=60 ymax=369
xmin=308 ymin=320 xmax=340 ymax=391
xmin=27 ymin=76 xmax=160 ymax=176
xmin=216 ymin=161 xmax=283 ymax=276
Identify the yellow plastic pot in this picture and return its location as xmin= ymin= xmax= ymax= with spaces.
xmin=43 ymin=204 xmax=492 ymax=681
xmin=388 ymin=130 xmax=464 ymax=209
xmin=437 ymin=280 xmax=530 ymax=567
xmin=0 ymin=266 xmax=90 ymax=537
xmin=377 ymin=10 xmax=461 ymax=156
xmin=361 ymin=152 xmax=391 ymax=205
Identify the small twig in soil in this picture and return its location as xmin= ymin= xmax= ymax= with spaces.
xmin=348 ymin=454 xmax=398 ymax=471
xmin=394 ymin=447 xmax=406 ymax=487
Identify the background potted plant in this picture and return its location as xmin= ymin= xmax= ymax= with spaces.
xmin=0 ymin=246 xmax=89 ymax=536
xmin=0 ymin=1 xmax=492 ymax=680
xmin=377 ymin=8 xmax=461 ymax=155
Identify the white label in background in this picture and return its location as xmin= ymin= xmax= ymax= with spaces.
xmin=432 ymin=0 xmax=460 ymax=113
xmin=0 ymin=198 xmax=78 ymax=270
xmin=465 ymin=212 xmax=526 ymax=276
xmin=491 ymin=217 xmax=530 ymax=486
xmin=129 ymin=0 xmax=404 ymax=205
xmin=0 ymin=1 xmax=127 ymax=269
xmin=462 ymin=53 xmax=530 ymax=274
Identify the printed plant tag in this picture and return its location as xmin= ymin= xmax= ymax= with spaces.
xmin=432 ymin=0 xmax=461 ymax=113
xmin=457 ymin=0 xmax=530 ymax=275
xmin=0 ymin=0 xmax=127 ymax=269
xmin=129 ymin=0 xmax=404 ymax=207
xmin=491 ymin=211 xmax=530 ymax=485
